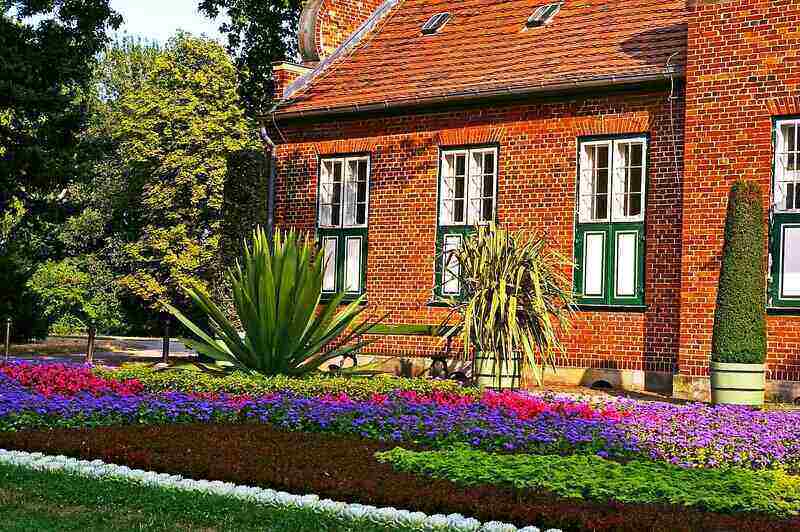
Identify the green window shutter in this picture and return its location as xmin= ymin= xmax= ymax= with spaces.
xmin=769 ymin=214 xmax=800 ymax=308
xmin=435 ymin=226 xmax=474 ymax=298
xmin=574 ymin=225 xmax=609 ymax=305
xmin=318 ymin=228 xmax=368 ymax=301
xmin=574 ymin=223 xmax=644 ymax=306
xmin=609 ymin=223 xmax=645 ymax=306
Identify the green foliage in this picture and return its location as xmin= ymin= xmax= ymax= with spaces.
xmin=198 ymin=0 xmax=303 ymax=116
xmin=111 ymin=34 xmax=262 ymax=310
xmin=27 ymin=257 xmax=124 ymax=334
xmin=164 ymin=228 xmax=380 ymax=377
xmin=0 ymin=464 xmax=418 ymax=532
xmin=95 ymin=364 xmax=475 ymax=399
xmin=0 ymin=253 xmax=47 ymax=341
xmin=376 ymin=447 xmax=800 ymax=518
xmin=0 ymin=1 xmax=121 ymax=201
xmin=712 ymin=180 xmax=767 ymax=364
xmin=440 ymin=224 xmax=576 ymax=386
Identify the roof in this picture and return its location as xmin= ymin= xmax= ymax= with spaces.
xmin=274 ymin=0 xmax=687 ymax=119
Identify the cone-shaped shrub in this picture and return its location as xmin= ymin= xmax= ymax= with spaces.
xmin=711 ymin=180 xmax=767 ymax=364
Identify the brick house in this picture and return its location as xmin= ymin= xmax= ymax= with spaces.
xmin=264 ymin=0 xmax=800 ymax=402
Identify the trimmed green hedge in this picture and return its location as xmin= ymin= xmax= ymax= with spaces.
xmin=711 ymin=180 xmax=767 ymax=364
xmin=376 ymin=447 xmax=800 ymax=518
xmin=96 ymin=364 xmax=477 ymax=399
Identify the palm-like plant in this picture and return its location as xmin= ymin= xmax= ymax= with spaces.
xmin=164 ymin=227 xmax=378 ymax=376
xmin=439 ymin=224 xmax=576 ymax=386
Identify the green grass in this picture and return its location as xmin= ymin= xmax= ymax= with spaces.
xmin=0 ymin=464 xmax=416 ymax=532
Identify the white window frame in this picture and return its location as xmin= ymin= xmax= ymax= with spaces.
xmin=774 ymin=118 xmax=800 ymax=213
xmin=318 ymin=155 xmax=370 ymax=229
xmin=439 ymin=147 xmax=498 ymax=226
xmin=579 ymin=137 xmax=647 ymax=224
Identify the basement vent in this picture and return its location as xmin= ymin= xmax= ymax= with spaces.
xmin=422 ymin=12 xmax=451 ymax=35
xmin=526 ymin=3 xmax=562 ymax=28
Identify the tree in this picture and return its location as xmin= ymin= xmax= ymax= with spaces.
xmin=0 ymin=1 xmax=121 ymax=204
xmin=27 ymin=256 xmax=124 ymax=335
xmin=198 ymin=0 xmax=302 ymax=115
xmin=112 ymin=34 xmax=262 ymax=311
xmin=0 ymin=1 xmax=121 ymax=340
xmin=711 ymin=180 xmax=767 ymax=364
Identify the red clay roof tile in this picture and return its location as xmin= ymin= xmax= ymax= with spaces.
xmin=276 ymin=0 xmax=687 ymax=116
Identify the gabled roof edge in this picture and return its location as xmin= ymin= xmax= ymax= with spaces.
xmin=272 ymin=67 xmax=684 ymax=121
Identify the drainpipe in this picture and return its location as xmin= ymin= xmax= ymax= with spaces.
xmin=259 ymin=124 xmax=277 ymax=247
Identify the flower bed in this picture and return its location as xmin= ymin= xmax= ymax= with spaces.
xmin=4 ymin=361 xmax=800 ymax=471
xmin=0 ymin=424 xmax=795 ymax=532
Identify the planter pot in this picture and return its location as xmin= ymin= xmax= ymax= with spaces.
xmin=710 ymin=361 xmax=766 ymax=406
xmin=474 ymin=352 xmax=521 ymax=390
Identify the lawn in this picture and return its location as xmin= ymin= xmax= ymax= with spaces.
xmin=0 ymin=463 xmax=420 ymax=532
xmin=1 ymin=361 xmax=799 ymax=531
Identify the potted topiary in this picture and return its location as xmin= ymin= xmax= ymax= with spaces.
xmin=710 ymin=180 xmax=767 ymax=406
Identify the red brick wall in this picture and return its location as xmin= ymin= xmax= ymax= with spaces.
xmin=273 ymin=88 xmax=685 ymax=373
xmin=315 ymin=0 xmax=384 ymax=58
xmin=681 ymin=0 xmax=800 ymax=382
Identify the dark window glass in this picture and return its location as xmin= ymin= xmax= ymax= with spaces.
xmin=456 ymin=155 xmax=466 ymax=177
xmin=454 ymin=200 xmax=465 ymax=223
xmin=482 ymin=198 xmax=493 ymax=221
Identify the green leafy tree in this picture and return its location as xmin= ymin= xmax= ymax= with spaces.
xmin=0 ymin=1 xmax=121 ymax=204
xmin=198 ymin=0 xmax=302 ymax=115
xmin=0 ymin=1 xmax=121 ymax=340
xmin=112 ymin=34 xmax=261 ymax=310
xmin=711 ymin=180 xmax=767 ymax=364
xmin=27 ymin=256 xmax=124 ymax=335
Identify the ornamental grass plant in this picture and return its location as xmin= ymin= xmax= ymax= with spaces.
xmin=164 ymin=227 xmax=380 ymax=376
xmin=440 ymin=224 xmax=576 ymax=386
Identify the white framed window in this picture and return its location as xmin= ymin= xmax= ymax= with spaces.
xmin=436 ymin=146 xmax=499 ymax=298
xmin=318 ymin=155 xmax=370 ymax=299
xmin=319 ymin=156 xmax=369 ymax=228
xmin=575 ymin=136 xmax=647 ymax=307
xmin=440 ymin=147 xmax=498 ymax=226
xmin=579 ymin=138 xmax=647 ymax=223
xmin=774 ymin=119 xmax=800 ymax=213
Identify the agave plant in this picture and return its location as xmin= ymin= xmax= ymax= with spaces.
xmin=164 ymin=227 xmax=379 ymax=376
xmin=439 ymin=223 xmax=576 ymax=386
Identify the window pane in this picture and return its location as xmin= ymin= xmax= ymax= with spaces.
xmin=583 ymin=232 xmax=605 ymax=297
xmin=782 ymin=226 xmax=800 ymax=297
xmin=344 ymin=237 xmax=362 ymax=293
xmin=442 ymin=234 xmax=462 ymax=295
xmin=615 ymin=232 xmax=637 ymax=297
xmin=322 ymin=238 xmax=337 ymax=292
xmin=484 ymin=152 xmax=495 ymax=175
xmin=344 ymin=161 xmax=358 ymax=227
xmin=482 ymin=198 xmax=493 ymax=221
xmin=580 ymin=143 xmax=611 ymax=223
xmin=456 ymin=155 xmax=466 ymax=176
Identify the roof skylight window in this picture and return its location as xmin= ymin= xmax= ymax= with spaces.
xmin=422 ymin=12 xmax=451 ymax=35
xmin=526 ymin=3 xmax=562 ymax=28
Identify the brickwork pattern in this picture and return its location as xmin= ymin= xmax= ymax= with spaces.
xmin=681 ymin=0 xmax=800 ymax=381
xmin=273 ymin=89 xmax=685 ymax=373
xmin=315 ymin=0 xmax=384 ymax=58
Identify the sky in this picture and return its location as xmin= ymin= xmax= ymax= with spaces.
xmin=110 ymin=0 xmax=228 ymax=44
